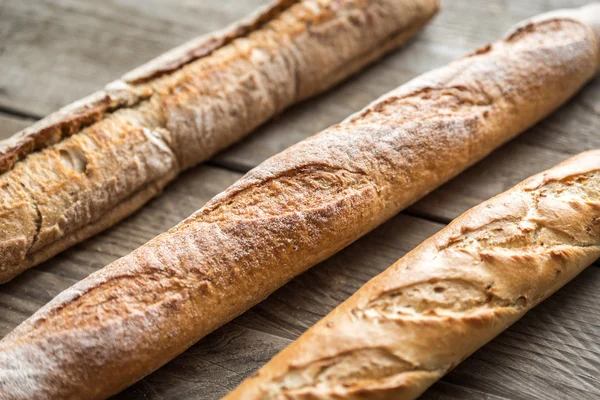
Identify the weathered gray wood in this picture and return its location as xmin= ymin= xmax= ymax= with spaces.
xmin=0 ymin=112 xmax=32 ymax=136
xmin=114 ymin=324 xmax=293 ymax=400
xmin=0 ymin=0 xmax=270 ymax=116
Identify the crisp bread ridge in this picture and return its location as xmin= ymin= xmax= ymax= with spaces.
xmin=0 ymin=0 xmax=441 ymax=283
xmin=226 ymin=150 xmax=600 ymax=400
xmin=0 ymin=5 xmax=598 ymax=399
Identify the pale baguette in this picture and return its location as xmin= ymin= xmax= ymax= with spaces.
xmin=0 ymin=4 xmax=599 ymax=400
xmin=0 ymin=0 xmax=439 ymax=283
xmin=226 ymin=150 xmax=600 ymax=400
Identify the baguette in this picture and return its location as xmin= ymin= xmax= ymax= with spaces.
xmin=1 ymin=4 xmax=599 ymax=400
xmin=225 ymin=150 xmax=600 ymax=400
xmin=0 ymin=0 xmax=439 ymax=283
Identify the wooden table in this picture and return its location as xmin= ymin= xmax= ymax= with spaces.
xmin=1 ymin=0 xmax=599 ymax=398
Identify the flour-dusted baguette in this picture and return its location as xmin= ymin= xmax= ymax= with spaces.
xmin=225 ymin=150 xmax=600 ymax=400
xmin=1 ymin=4 xmax=599 ymax=400
xmin=0 ymin=0 xmax=439 ymax=283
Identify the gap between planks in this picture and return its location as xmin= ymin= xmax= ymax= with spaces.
xmin=0 ymin=105 xmax=42 ymax=121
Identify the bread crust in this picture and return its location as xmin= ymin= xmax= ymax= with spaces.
xmin=0 ymin=5 xmax=598 ymax=400
xmin=0 ymin=0 xmax=439 ymax=283
xmin=225 ymin=150 xmax=600 ymax=400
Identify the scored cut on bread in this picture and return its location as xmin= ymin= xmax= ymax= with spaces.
xmin=0 ymin=3 xmax=598 ymax=400
xmin=225 ymin=150 xmax=600 ymax=400
xmin=0 ymin=0 xmax=440 ymax=283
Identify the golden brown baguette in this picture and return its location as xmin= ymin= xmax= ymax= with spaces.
xmin=0 ymin=5 xmax=599 ymax=400
xmin=225 ymin=150 xmax=600 ymax=400
xmin=0 ymin=0 xmax=439 ymax=283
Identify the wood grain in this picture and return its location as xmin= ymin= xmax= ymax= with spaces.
xmin=0 ymin=0 xmax=270 ymax=116
xmin=0 ymin=112 xmax=32 ymax=137
xmin=0 ymin=0 xmax=599 ymax=399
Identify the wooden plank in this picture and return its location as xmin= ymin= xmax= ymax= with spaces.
xmin=0 ymin=0 xmax=270 ymax=116
xmin=422 ymin=382 xmax=512 ymax=400
xmin=0 ymin=112 xmax=33 ymax=139
xmin=114 ymin=324 xmax=293 ymax=400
